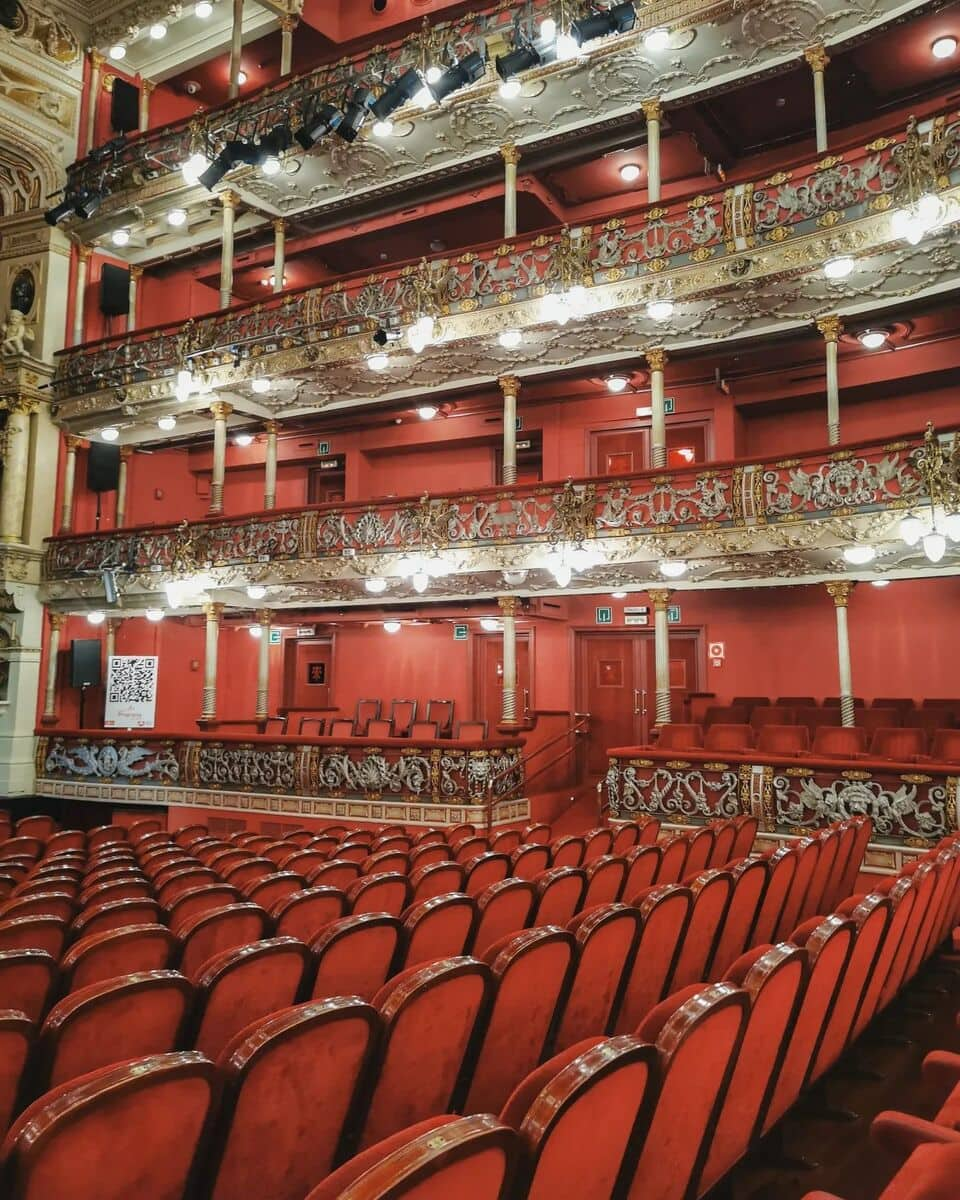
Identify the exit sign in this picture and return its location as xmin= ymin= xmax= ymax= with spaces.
xmin=453 ymin=623 xmax=469 ymax=641
xmin=268 ymin=628 xmax=282 ymax=645
xmin=667 ymin=605 xmax=682 ymax=623
xmin=663 ymin=397 xmax=676 ymax=414
xmin=595 ymin=606 xmax=613 ymax=625
xmin=316 ymin=441 xmax=330 ymax=455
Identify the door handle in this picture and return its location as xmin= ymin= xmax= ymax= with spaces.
xmin=633 ymin=689 xmax=642 ymax=716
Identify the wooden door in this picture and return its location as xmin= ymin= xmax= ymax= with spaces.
xmin=591 ymin=430 xmax=649 ymax=476
xmin=283 ymin=637 xmax=334 ymax=709
xmin=475 ymin=632 xmax=531 ymax=727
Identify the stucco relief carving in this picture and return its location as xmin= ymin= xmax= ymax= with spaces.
xmin=0 ymin=2 xmax=79 ymax=64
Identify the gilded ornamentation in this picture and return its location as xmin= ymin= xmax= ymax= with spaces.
xmin=826 ymin=580 xmax=854 ymax=606
xmin=803 ymin=44 xmax=830 ymax=73
xmin=909 ymin=423 xmax=960 ymax=511
xmin=43 ymin=738 xmax=180 ymax=781
xmin=773 ymin=772 xmax=949 ymax=841
xmin=607 ymin=760 xmax=740 ymax=820
xmin=816 ymin=313 xmax=843 ymax=342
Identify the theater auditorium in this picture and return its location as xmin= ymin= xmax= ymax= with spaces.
xmin=0 ymin=0 xmax=958 ymax=1195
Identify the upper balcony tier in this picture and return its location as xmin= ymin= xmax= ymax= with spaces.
xmin=53 ymin=107 xmax=960 ymax=439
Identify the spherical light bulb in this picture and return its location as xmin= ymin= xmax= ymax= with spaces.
xmin=367 ymin=352 xmax=389 ymax=372
xmin=237 ymin=70 xmax=247 ymax=85
xmin=411 ymin=571 xmax=429 ymax=593
xmin=932 ymin=35 xmax=958 ymax=58
xmin=195 ymin=0 xmax=214 ymax=16
xmin=145 ymin=608 xmax=165 ymax=621
xmin=900 ymin=515 xmax=925 ymax=546
xmin=843 ymin=544 xmax=876 ymax=565
xmin=499 ymin=79 xmax=522 ymax=100
xmin=100 ymin=427 xmax=119 ymax=442
xmin=251 ymin=377 xmax=270 ymax=394
xmin=87 ymin=611 xmax=106 ymax=625
xmin=383 ymin=620 xmax=402 ymax=634
xmin=858 ymin=329 xmax=888 ymax=350
xmin=659 ymin=559 xmax=688 ymax=578
xmin=498 ymin=327 xmax=522 ymax=349
xmin=646 ymin=299 xmax=674 ymax=321
xmin=246 ymin=585 xmax=266 ymax=599
xmin=480 ymin=617 xmax=500 ymax=632
xmin=149 ymin=22 xmax=167 ymax=39
xmin=157 ymin=415 xmax=176 ymax=431
xmin=644 ymin=28 xmax=671 ymax=52
xmin=552 ymin=563 xmax=572 ymax=588
xmin=364 ymin=578 xmax=387 ymax=594
xmin=109 ymin=44 xmax=126 ymax=60
xmin=234 ymin=433 xmax=254 ymax=447
xmin=167 ymin=207 xmax=187 ymax=227
xmin=606 ymin=375 xmax=629 ymax=393
xmin=555 ymin=32 xmax=578 ymax=60
xmin=111 ymin=228 xmax=130 ymax=247
xmin=372 ymin=119 xmax=394 ymax=138
xmin=417 ymin=405 xmax=438 ymax=420
xmin=619 ymin=163 xmax=641 ymax=183
xmin=923 ymin=531 xmax=947 ymax=563
xmin=824 ymin=256 xmax=854 ymax=279
xmin=249 ymin=624 xmax=263 ymax=638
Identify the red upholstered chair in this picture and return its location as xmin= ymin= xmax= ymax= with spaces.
xmin=366 ymin=719 xmax=394 ymax=739
xmin=243 ymin=871 xmax=302 ymax=911
xmin=334 ymin=844 xmax=369 ymax=864
xmin=582 ymin=856 xmax=628 ymax=908
xmin=750 ymin=705 xmax=795 ymax=729
xmin=512 ymin=1036 xmax=659 ymax=1200
xmin=328 ymin=718 xmax=356 ymax=738
xmin=281 ymin=831 xmax=314 ymax=848
xmin=156 ymin=868 xmax=217 ymax=904
xmin=173 ymin=823 xmax=209 ymax=846
xmin=621 ymin=983 xmax=750 ymax=1200
xmin=758 ymin=723 xmax=811 ymax=755
xmin=273 ymin=887 xmax=347 ymax=942
xmin=0 ymin=916 xmax=68 ymax=958
xmin=801 ymin=828 xmax=842 ymax=921
xmin=834 ymin=816 xmax=874 ymax=909
xmin=354 ymin=699 xmax=381 ymax=736
xmin=581 ymin=829 xmax=614 ymax=863
xmin=0 ymin=1051 xmax=220 ymax=1200
xmin=166 ymin=885 xmax=239 ymax=933
xmin=655 ymin=835 xmax=690 ymax=885
xmin=359 ymin=958 xmax=494 ymax=1151
xmin=127 ymin=819 xmax=164 ymax=844
xmin=310 ymin=914 xmax=403 ymax=1002
xmin=621 ymin=844 xmax=660 ymax=902
xmin=347 ymin=872 xmax=412 ymax=918
xmin=372 ymin=834 xmax=412 ymax=854
xmin=871 ymin=727 xmax=928 ymax=760
xmin=0 ymin=836 xmax=42 ymax=860
xmin=408 ymin=843 xmax=452 ymax=872
xmin=193 ymin=938 xmax=312 ymax=1061
xmin=0 ymin=950 xmax=58 ymax=1022
xmin=872 ymin=697 xmax=916 ymax=714
xmin=44 ymin=830 xmax=85 ymax=855
xmin=401 ymin=894 xmax=477 ymax=969
xmin=426 ymin=699 xmax=457 ymax=738
xmin=697 ymin=945 xmax=809 ymax=1194
xmin=389 ymin=699 xmax=418 ymax=738
xmin=222 ymin=857 xmax=274 ymax=890
xmin=305 ymin=1114 xmax=519 ymax=1200
xmin=773 ymin=837 xmax=821 ymax=941
xmin=78 ymin=880 xmax=151 ymax=910
xmin=703 ymin=705 xmax=749 ymax=728
xmin=510 ymin=844 xmax=551 ymax=881
xmin=0 ymin=1011 xmax=31 ymax=1135
xmin=811 ymin=725 xmax=867 ymax=758
xmin=613 ymin=885 xmax=693 ymax=1034
xmin=655 ymin=723 xmax=703 ymax=750
xmin=707 ymin=819 xmax=738 ymax=869
xmin=877 ymin=864 xmax=939 ymax=1014
xmin=708 ymin=857 xmax=770 ymax=981
xmin=799 ymin=1143 xmax=960 ymax=1200
xmin=533 ymin=868 xmax=586 ymax=928
xmin=777 ymin=696 xmax=816 ymax=707
xmin=208 ymin=998 xmax=382 ymax=1200
xmin=209 ymin=849 xmax=254 ymax=876
xmin=15 ymin=816 xmax=56 ymax=841
xmin=704 ymin=723 xmax=754 ymax=753
xmin=60 ymin=924 xmax=178 ymax=993
xmin=0 ymin=893 xmax=75 ymax=924
xmin=307 ymin=859 xmax=362 ymax=891
xmin=795 ymin=705 xmax=841 ymax=733
xmin=281 ymin=849 xmax=330 ymax=876
xmin=410 ymin=869 xmax=470 ymax=914
xmin=611 ymin=822 xmax=643 ymax=855
xmin=454 ymin=837 xmax=488 ymax=865
xmin=35 ymin=970 xmax=193 ymax=1091
xmin=666 ymin=869 xmax=735 ymax=993
xmin=463 ymin=854 xmax=510 ymax=897
xmin=489 ymin=829 xmax=522 ymax=854
xmin=553 ymin=905 xmax=643 ymax=1052
xmin=472 ymin=879 xmax=536 ymax=957
xmin=930 ymin=729 xmax=960 ymax=761
xmin=362 ymin=849 xmax=410 ymax=877
xmin=683 ymin=827 xmax=715 ymax=879
xmin=759 ymin=915 xmax=857 ymax=1136
xmin=550 ymin=836 xmax=585 ymax=868
xmin=521 ymin=823 xmax=552 ymax=845
xmin=456 ymin=720 xmax=488 ymax=740
xmin=178 ymin=903 xmax=271 ymax=982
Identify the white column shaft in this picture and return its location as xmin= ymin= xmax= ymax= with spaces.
xmin=280 ymin=25 xmax=294 ymax=75
xmin=1 ymin=409 xmax=30 ymax=544
xmin=73 ymin=253 xmax=89 ymax=346
xmin=86 ymin=60 xmax=101 ymax=154
xmin=502 ymin=389 xmax=517 ymax=485
xmin=812 ymin=69 xmax=828 ymax=154
xmin=647 ymin=116 xmax=661 ymax=203
xmin=256 ymin=619 xmax=270 ymax=720
xmin=60 ymin=443 xmax=78 ymax=533
xmin=272 ymin=223 xmax=286 ymax=294
xmin=202 ymin=611 xmax=220 ymax=720
xmin=219 ymin=203 xmax=235 ymax=309
xmin=264 ymin=428 xmax=278 ymax=509
xmin=116 ymin=453 xmax=129 ymax=527
xmin=504 ymin=160 xmax=518 ymax=238
xmin=42 ymin=622 xmax=62 ymax=721
xmin=127 ymin=272 xmax=138 ymax=332
xmin=210 ymin=414 xmax=227 ymax=514
xmin=138 ymin=85 xmax=151 ymax=133
xmin=228 ymin=0 xmax=244 ymax=99
xmin=835 ymin=605 xmax=855 ymax=727
xmin=654 ymin=606 xmax=671 ymax=725
xmin=826 ymin=339 xmax=840 ymax=445
xmin=650 ymin=366 xmax=666 ymax=469
xmin=501 ymin=610 xmax=517 ymax=724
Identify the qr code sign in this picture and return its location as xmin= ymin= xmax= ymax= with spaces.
xmin=105 ymin=656 xmax=159 ymax=728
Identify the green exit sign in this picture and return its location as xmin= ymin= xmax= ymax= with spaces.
xmin=663 ymin=397 xmax=675 ymax=414
xmin=453 ymin=624 xmax=469 ymax=641
xmin=667 ymin=605 xmax=681 ymax=623
xmin=595 ymin=606 xmax=613 ymax=625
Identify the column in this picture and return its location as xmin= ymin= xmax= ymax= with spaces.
xmin=648 ymin=589 xmax=672 ymax=726
xmin=127 ymin=266 xmax=142 ymax=332
xmin=86 ymin=50 xmax=103 ymax=154
xmin=501 ymin=144 xmax=520 ymax=239
xmin=498 ymin=375 xmax=519 ymax=485
xmin=104 ymin=617 xmax=120 ymax=663
xmin=498 ymin=596 xmax=518 ymax=726
xmin=279 ymin=15 xmax=297 ymax=76
xmin=642 ymin=98 xmax=662 ymax=204
xmin=263 ymin=420 xmax=278 ymax=509
xmin=645 ymin=347 xmax=668 ymax=468
xmin=816 ymin=314 xmax=843 ymax=446
xmin=0 ymin=399 xmax=36 ymax=544
xmin=60 ymin=435 xmax=82 ymax=533
xmin=115 ymin=446 xmax=132 ymax=527
xmin=73 ymin=245 xmax=91 ymax=346
xmin=272 ymin=219 xmax=286 ymax=294
xmin=41 ymin=613 xmax=65 ymax=724
xmin=138 ymin=79 xmax=155 ymax=133
xmin=804 ymin=45 xmax=830 ymax=154
xmin=255 ymin=608 xmax=271 ymax=721
xmin=209 ymin=401 xmax=232 ymax=515
xmin=201 ymin=602 xmax=223 ymax=721
xmin=826 ymin=582 xmax=856 ymax=728
xmin=228 ymin=0 xmax=244 ymax=99
xmin=219 ymin=192 xmax=237 ymax=309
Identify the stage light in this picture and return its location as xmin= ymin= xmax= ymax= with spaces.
xmin=237 ymin=71 xmax=247 ymax=85
xmin=87 ymin=611 xmax=106 ymax=625
xmin=499 ymin=327 xmax=522 ymax=348
xmin=102 ymin=569 xmax=118 ymax=605
xmin=295 ymin=102 xmax=343 ymax=149
xmin=425 ymin=65 xmax=443 ymax=84
xmin=157 ymin=415 xmax=176 ymax=431
xmin=480 ymin=617 xmax=501 ymax=632
xmin=111 ymin=227 xmax=130 ymax=247
xmin=261 ymin=156 xmax=281 ymax=175
xmin=365 ymin=578 xmax=387 ymax=594
xmin=372 ymin=120 xmax=393 ymax=137
xmin=73 ymin=190 xmax=103 ymax=219
xmin=195 ymin=0 xmax=213 ymax=16
xmin=337 ymin=88 xmax=374 ymax=142
xmin=222 ymin=139 xmax=261 ymax=168
xmin=643 ymin=27 xmax=671 ymax=51
xmin=932 ymin=35 xmax=957 ymax=58
xmin=417 ymin=405 xmax=438 ymax=420
xmin=234 ymin=433 xmax=254 ymax=447
xmin=367 ymin=352 xmax=389 ymax=371
xmin=182 ymin=152 xmax=211 ymax=186
xmin=646 ymin=298 xmax=674 ymax=321
xmin=411 ymin=571 xmax=429 ymax=593
xmin=858 ymin=329 xmax=888 ymax=350
xmin=198 ymin=157 xmax=228 ymax=190
xmin=167 ymin=207 xmax=187 ymax=227
xmin=109 ymin=43 xmax=126 ymax=60
xmin=383 ymin=620 xmax=402 ymax=634
xmin=499 ymin=78 xmax=522 ymax=99
xmin=606 ymin=374 xmax=629 ymax=393
xmin=552 ymin=563 xmax=572 ymax=588
xmin=870 ymin=580 xmax=890 ymax=588
xmin=619 ymin=163 xmax=641 ymax=183
xmin=611 ymin=591 xmax=628 ymax=599
xmin=149 ymin=22 xmax=167 ymax=39
xmin=246 ymin=584 xmax=267 ymax=599
xmin=496 ymin=43 xmax=541 ymax=81
xmin=44 ymin=198 xmax=75 ymax=226
xmin=430 ymin=51 xmax=485 ymax=102
xmin=145 ymin=608 xmax=165 ymax=621
xmin=659 ymin=559 xmax=687 ymax=577
xmin=372 ymin=67 xmax=423 ymax=121
xmin=100 ymin=427 xmax=119 ymax=441
xmin=843 ymin=544 xmax=876 ymax=564
xmin=249 ymin=624 xmax=262 ymax=638
xmin=824 ymin=256 xmax=854 ymax=280
xmin=572 ymin=2 xmax=637 ymax=45
xmin=251 ymin=378 xmax=270 ymax=394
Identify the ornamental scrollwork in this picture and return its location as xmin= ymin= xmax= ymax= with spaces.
xmin=763 ymin=451 xmax=921 ymax=517
xmin=772 ymin=773 xmax=950 ymax=841
xmin=43 ymin=738 xmax=179 ymax=782
xmin=197 ymin=745 xmax=298 ymax=791
xmin=607 ymin=761 xmax=741 ymax=821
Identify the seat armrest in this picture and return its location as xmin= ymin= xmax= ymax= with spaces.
xmin=923 ymin=1050 xmax=960 ymax=1095
xmin=871 ymin=1111 xmax=960 ymax=1164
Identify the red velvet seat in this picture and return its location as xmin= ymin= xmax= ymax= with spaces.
xmin=402 ymin=894 xmax=476 ymax=969
xmin=465 ymin=928 xmax=576 ymax=1116
xmin=707 ymin=819 xmax=738 ymax=869
xmin=930 ymin=728 xmax=960 ymax=761
xmin=472 ymin=879 xmax=536 ymax=957
xmin=0 ymin=949 xmax=58 ymax=1022
xmin=623 ymin=844 xmax=662 ymax=901
xmin=43 ymin=830 xmax=86 ymax=856
xmin=208 ymin=998 xmax=381 ymax=1200
xmin=621 ymin=983 xmax=750 ymax=1200
xmin=221 ymin=857 xmax=275 ymax=889
xmin=489 ymin=829 xmax=521 ymax=854
xmin=834 ymin=815 xmax=873 ymax=907
xmin=165 ymin=885 xmax=240 ymax=933
xmin=178 ymin=902 xmax=271 ymax=982
xmin=307 ymin=859 xmax=362 ymax=890
xmin=750 ymin=705 xmax=795 ymax=729
xmin=273 ymin=886 xmax=347 ymax=942
xmin=0 ymin=916 xmax=67 ymax=958
xmin=306 ymin=1114 xmax=519 ymax=1200
xmin=655 ymin=723 xmax=703 ymax=750
xmin=156 ymin=868 xmax=216 ymax=905
xmin=553 ymin=905 xmax=643 ymax=1051
xmin=683 ymin=827 xmax=715 ymax=878
xmin=209 ymin=849 xmax=254 ymax=876
xmin=0 ymin=892 xmax=75 ymax=924
xmin=774 ymin=837 xmax=821 ymax=941
xmin=871 ymin=727 xmax=928 ymax=760
xmin=757 ymin=723 xmax=810 ymax=755
xmin=194 ymin=938 xmax=312 ymax=1061
xmin=533 ymin=867 xmax=586 ymax=927
xmin=61 ymin=923 xmax=179 ymax=993
xmin=703 ymin=705 xmax=749 ymax=728
xmin=310 ymin=913 xmax=403 ymax=1002
xmin=581 ymin=828 xmax=614 ymax=863
xmin=801 ymin=827 xmax=842 ymax=921
xmin=877 ymin=864 xmax=939 ymax=1014
xmin=173 ymin=823 xmax=209 ymax=846
xmin=704 ymin=723 xmax=754 ymax=752
xmin=243 ymin=871 xmax=302 ymax=910
xmin=347 ymin=872 xmax=412 ymax=918
xmin=667 ymin=869 xmax=735 ymax=992
xmin=78 ymin=880 xmax=151 ymax=910
xmin=582 ymin=855 xmax=628 ymax=908
xmin=463 ymin=853 xmax=510 ymax=897
xmin=859 ymin=707 xmax=903 ymax=735
xmin=454 ymin=837 xmax=488 ymax=865
xmin=0 ymin=836 xmax=42 ymax=861
xmin=655 ymin=835 xmax=690 ymax=885
xmin=614 ymin=885 xmax=693 ymax=1034
xmin=16 ymin=815 xmax=57 ymax=840
xmin=0 ymin=1051 xmax=220 ymax=1200
xmin=36 ymin=970 xmax=193 ymax=1091
xmin=550 ymin=835 xmax=585 ymax=868
xmin=800 ymin=1144 xmax=960 ymax=1200
xmin=359 ymin=958 xmax=495 ymax=1150
xmin=708 ymin=856 xmax=769 ymax=981
xmin=795 ymin=705 xmax=841 ymax=732
xmin=410 ymin=861 xmax=465 ymax=902
xmin=362 ymin=849 xmax=410 ymax=877
xmin=510 ymin=844 xmax=551 ymax=881
xmin=811 ymin=725 xmax=867 ymax=758
xmin=128 ymin=819 xmax=164 ymax=844
xmin=0 ymin=1012 xmax=31 ymax=1135
xmin=611 ymin=822 xmax=643 ymax=854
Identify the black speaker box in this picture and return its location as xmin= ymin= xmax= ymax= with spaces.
xmin=100 ymin=262 xmax=130 ymax=317
xmin=87 ymin=443 xmax=120 ymax=493
xmin=111 ymin=78 xmax=140 ymax=134
xmin=70 ymin=639 xmax=101 ymax=689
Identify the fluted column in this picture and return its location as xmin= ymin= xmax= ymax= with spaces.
xmin=642 ymin=98 xmax=662 ymax=203
xmin=228 ymin=0 xmax=244 ymax=98
xmin=498 ymin=596 xmax=519 ymax=726
xmin=73 ymin=245 xmax=91 ymax=346
xmin=645 ymin=347 xmax=669 ymax=468
xmin=816 ymin=314 xmax=843 ymax=445
xmin=116 ymin=445 xmax=132 ymax=527
xmin=255 ymin=608 xmax=271 ymax=721
xmin=127 ymin=266 xmax=142 ymax=332
xmin=138 ymin=79 xmax=155 ymax=132
xmin=201 ymin=602 xmax=223 ymax=721
xmin=827 ymin=582 xmax=856 ymax=727
xmin=804 ymin=45 xmax=830 ymax=154
xmin=279 ymin=15 xmax=297 ymax=75
xmin=219 ymin=191 xmax=238 ymax=309
xmin=499 ymin=375 xmax=519 ymax=485
xmin=104 ymin=617 xmax=120 ymax=664
xmin=263 ymin=420 xmax=278 ymax=509
xmin=272 ymin=219 xmax=286 ymax=294
xmin=0 ymin=398 xmax=36 ymax=544
xmin=86 ymin=50 xmax=103 ymax=154
xmin=649 ymin=589 xmax=673 ymax=726
xmin=60 ymin=435 xmax=82 ymax=533
xmin=501 ymin=144 xmax=520 ymax=238
xmin=209 ymin=401 xmax=232 ymax=515
xmin=41 ymin=613 xmax=66 ymax=724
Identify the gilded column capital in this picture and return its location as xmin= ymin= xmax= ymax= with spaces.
xmin=64 ymin=435 xmax=84 ymax=452
xmin=210 ymin=400 xmax=233 ymax=420
xmin=203 ymin=602 xmax=224 ymax=621
xmin=256 ymin=607 xmax=271 ymax=626
xmin=644 ymin=347 xmax=668 ymax=372
xmin=88 ymin=48 xmax=105 ymax=68
xmin=272 ymin=217 xmax=286 ymax=234
xmin=804 ymin=44 xmax=830 ymax=73
xmin=500 ymin=143 xmax=521 ymax=166
xmin=816 ymin=314 xmax=843 ymax=343
xmin=220 ymin=190 xmax=240 ymax=211
xmin=141 ymin=78 xmax=157 ymax=95
xmin=647 ymin=588 xmax=672 ymax=611
xmin=105 ymin=616 xmax=122 ymax=632
xmin=129 ymin=265 xmax=144 ymax=281
xmin=498 ymin=596 xmax=519 ymax=617
xmin=641 ymin=98 xmax=663 ymax=122
xmin=264 ymin=420 xmax=279 ymax=435
xmin=279 ymin=14 xmax=299 ymax=32
xmin=119 ymin=445 xmax=134 ymax=460
xmin=77 ymin=244 xmax=93 ymax=263
xmin=826 ymin=580 xmax=855 ymax=607
xmin=498 ymin=374 xmax=521 ymax=397
xmin=49 ymin=612 xmax=67 ymax=632
xmin=0 ymin=396 xmax=39 ymax=416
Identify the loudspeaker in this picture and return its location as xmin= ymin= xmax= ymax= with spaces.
xmin=100 ymin=262 xmax=130 ymax=317
xmin=70 ymin=639 xmax=101 ymax=689
xmin=111 ymin=78 xmax=140 ymax=134
xmin=87 ymin=443 xmax=120 ymax=493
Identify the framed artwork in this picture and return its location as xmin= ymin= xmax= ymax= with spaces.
xmin=306 ymin=661 xmax=326 ymax=685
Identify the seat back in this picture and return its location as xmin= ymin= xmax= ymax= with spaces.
xmin=704 ymin=724 xmax=754 ymax=752
xmin=655 ymin=837 xmax=689 ymax=886
xmin=178 ymin=903 xmax=271 ymax=982
xmin=346 ymin=872 xmax=411 ymax=918
xmin=871 ymin=727 xmax=927 ymax=760
xmin=613 ymin=885 xmax=693 ymax=1034
xmin=354 ymin=699 xmax=382 ymax=736
xmin=472 ymin=879 xmax=536 ymax=957
xmin=655 ymin=723 xmax=702 ymax=750
xmin=623 ymin=845 xmax=662 ymax=902
xmin=833 ymin=815 xmax=873 ymax=904
xmin=703 ymin=705 xmax=748 ymax=728
xmin=307 ymin=859 xmax=362 ymax=890
xmin=773 ymin=838 xmax=820 ymax=941
xmin=550 ymin=836 xmax=585 ymax=868
xmin=667 ymin=870 xmax=735 ymax=992
xmin=510 ymin=844 xmax=551 ymax=881
xmin=389 ymin=700 xmax=418 ymax=737
xmin=0 ymin=950 xmax=58 ymax=1023
xmin=582 ymin=856 xmax=627 ymax=908
xmin=554 ymin=905 xmax=643 ymax=1051
xmin=60 ymin=924 xmax=178 ymax=993
xmin=534 ymin=868 xmax=586 ymax=928
xmin=456 ymin=721 xmax=488 ymax=741
xmin=402 ymin=894 xmax=477 ymax=969
xmin=801 ymin=829 xmax=841 ymax=921
xmin=0 ymin=1011 xmax=31 ymax=1134
xmin=811 ymin=726 xmax=867 ymax=757
xmin=878 ymin=864 xmax=938 ymax=1012
xmin=707 ymin=820 xmax=737 ymax=869
xmin=273 ymin=887 xmax=347 ymax=943
xmin=425 ymin=699 xmax=455 ymax=737
xmin=708 ymin=857 xmax=769 ymax=981
xmin=683 ymin=827 xmax=714 ymax=878
xmin=0 ymin=916 xmax=67 ymax=958
xmin=463 ymin=854 xmax=510 ymax=898
xmin=750 ymin=706 xmax=795 ymax=729
xmin=611 ymin=823 xmax=642 ymax=855
xmin=931 ymin=728 xmax=960 ymax=761
xmin=311 ymin=914 xmax=404 ymax=1002
xmin=366 ymin=718 xmax=394 ymax=739
xmin=166 ymin=885 xmax=239 ymax=933
xmin=757 ymin=724 xmax=810 ymax=754
xmin=410 ymin=861 xmax=466 ymax=902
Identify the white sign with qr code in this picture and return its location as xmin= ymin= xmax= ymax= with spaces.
xmin=105 ymin=655 xmax=159 ymax=729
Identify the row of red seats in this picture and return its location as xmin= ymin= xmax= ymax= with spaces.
xmin=0 ymin=824 xmax=950 ymax=1200
xmin=709 ymin=704 xmax=960 ymax=734
xmin=654 ymin=721 xmax=960 ymax=762
xmin=806 ymin=1143 xmax=960 ymax=1200
xmin=704 ymin=696 xmax=960 ymax=716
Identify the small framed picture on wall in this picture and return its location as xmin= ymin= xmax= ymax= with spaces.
xmin=306 ymin=661 xmax=326 ymax=685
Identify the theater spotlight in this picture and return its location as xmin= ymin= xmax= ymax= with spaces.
xmin=198 ymin=156 xmax=228 ymax=190
xmin=258 ymin=122 xmax=292 ymax=160
xmin=571 ymin=2 xmax=637 ymax=45
xmin=495 ymin=41 xmax=541 ymax=81
xmin=429 ymin=51 xmax=486 ymax=102
xmin=336 ymin=88 xmax=374 ymax=142
xmin=73 ymin=189 xmax=104 ymax=219
xmin=372 ymin=327 xmax=402 ymax=348
xmin=101 ymin=568 xmax=119 ymax=606
xmin=294 ymin=101 xmax=343 ymax=149
xmin=221 ymin=139 xmax=261 ymax=168
xmin=44 ymin=196 xmax=75 ymax=226
xmin=371 ymin=67 xmax=424 ymax=120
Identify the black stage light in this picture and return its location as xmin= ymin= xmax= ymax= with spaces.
xmin=430 ymin=50 xmax=485 ymax=102
xmin=571 ymin=2 xmax=636 ymax=45
xmin=294 ymin=101 xmax=343 ymax=149
xmin=199 ymin=154 xmax=229 ymax=190
xmin=258 ymin=122 xmax=292 ymax=158
xmin=495 ymin=43 xmax=540 ymax=80
xmin=336 ymin=87 xmax=374 ymax=142
xmin=45 ymin=197 xmax=75 ymax=226
xmin=73 ymin=189 xmax=103 ymax=219
xmin=221 ymin=139 xmax=261 ymax=167
xmin=371 ymin=67 xmax=423 ymax=120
